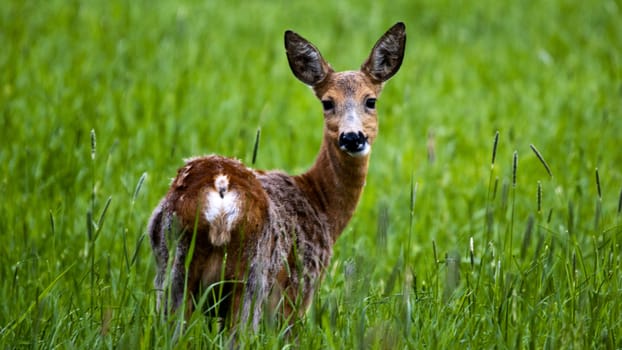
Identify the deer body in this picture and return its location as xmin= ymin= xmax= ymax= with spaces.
xmin=148 ymin=23 xmax=406 ymax=329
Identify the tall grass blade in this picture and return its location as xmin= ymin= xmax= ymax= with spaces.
xmin=469 ymin=237 xmax=475 ymax=270
xmin=512 ymin=151 xmax=518 ymax=188
xmin=133 ymin=172 xmax=147 ymax=203
xmin=5 ymin=263 xmax=76 ymax=335
xmin=491 ymin=131 xmax=499 ymax=167
xmin=186 ymin=209 xmax=201 ymax=272
xmin=86 ymin=210 xmax=93 ymax=241
xmin=571 ymin=250 xmax=577 ymax=286
xmin=95 ymin=196 xmax=112 ymax=239
xmin=594 ymin=197 xmax=602 ymax=231
xmin=595 ymin=168 xmax=602 ymax=199
xmin=128 ymin=234 xmax=145 ymax=271
xmin=49 ymin=210 xmax=55 ymax=235
xmin=567 ymin=200 xmax=574 ymax=236
xmin=412 ymin=272 xmax=418 ymax=300
xmin=407 ymin=177 xmax=418 ymax=262
xmin=537 ymin=181 xmax=542 ymax=214
xmin=485 ymin=131 xmax=499 ymax=241
xmin=252 ymin=128 xmax=261 ymax=166
xmin=533 ymin=230 xmax=544 ymax=260
xmin=410 ymin=177 xmax=418 ymax=216
xmin=376 ymin=202 xmax=389 ymax=252
xmin=520 ymin=214 xmax=534 ymax=259
xmin=507 ymin=152 xmax=518 ymax=257
xmin=90 ymin=129 xmax=96 ymax=160
xmin=529 ymin=144 xmax=553 ymax=178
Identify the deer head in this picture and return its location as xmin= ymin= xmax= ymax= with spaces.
xmin=285 ymin=22 xmax=406 ymax=157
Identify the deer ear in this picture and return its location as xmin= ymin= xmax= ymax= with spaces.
xmin=285 ymin=30 xmax=333 ymax=86
xmin=361 ymin=22 xmax=406 ymax=83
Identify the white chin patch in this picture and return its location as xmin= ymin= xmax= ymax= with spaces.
xmin=343 ymin=143 xmax=371 ymax=157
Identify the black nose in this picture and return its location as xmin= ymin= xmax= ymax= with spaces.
xmin=339 ymin=131 xmax=368 ymax=153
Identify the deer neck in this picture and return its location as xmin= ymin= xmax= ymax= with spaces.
xmin=295 ymin=130 xmax=370 ymax=240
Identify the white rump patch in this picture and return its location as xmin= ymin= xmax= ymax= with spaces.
xmin=204 ymin=175 xmax=240 ymax=245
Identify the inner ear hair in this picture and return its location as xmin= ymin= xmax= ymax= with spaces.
xmin=285 ymin=30 xmax=333 ymax=86
xmin=362 ymin=22 xmax=406 ymax=83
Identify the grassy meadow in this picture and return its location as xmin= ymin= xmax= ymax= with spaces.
xmin=1 ymin=0 xmax=621 ymax=348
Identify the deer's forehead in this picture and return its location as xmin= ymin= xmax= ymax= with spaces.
xmin=317 ymin=72 xmax=378 ymax=98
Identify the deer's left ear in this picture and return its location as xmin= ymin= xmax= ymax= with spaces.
xmin=361 ymin=22 xmax=406 ymax=83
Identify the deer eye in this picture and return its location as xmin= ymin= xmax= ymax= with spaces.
xmin=321 ymin=100 xmax=334 ymax=111
xmin=365 ymin=98 xmax=377 ymax=109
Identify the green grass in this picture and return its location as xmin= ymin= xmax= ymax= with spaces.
xmin=1 ymin=0 xmax=621 ymax=348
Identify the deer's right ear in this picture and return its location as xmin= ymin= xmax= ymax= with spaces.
xmin=285 ymin=30 xmax=333 ymax=86
xmin=361 ymin=22 xmax=406 ymax=83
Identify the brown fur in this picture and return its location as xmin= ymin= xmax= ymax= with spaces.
xmin=148 ymin=22 xmax=406 ymax=330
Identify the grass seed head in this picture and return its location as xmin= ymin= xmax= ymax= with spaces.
xmin=90 ymin=129 xmax=96 ymax=160
xmin=529 ymin=144 xmax=553 ymax=178
xmin=491 ymin=131 xmax=499 ymax=167
xmin=512 ymin=151 xmax=518 ymax=188
xmin=595 ymin=168 xmax=602 ymax=200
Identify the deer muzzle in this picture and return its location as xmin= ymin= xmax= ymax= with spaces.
xmin=339 ymin=131 xmax=369 ymax=156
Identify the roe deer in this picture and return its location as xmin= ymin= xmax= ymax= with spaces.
xmin=148 ymin=22 xmax=406 ymax=330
